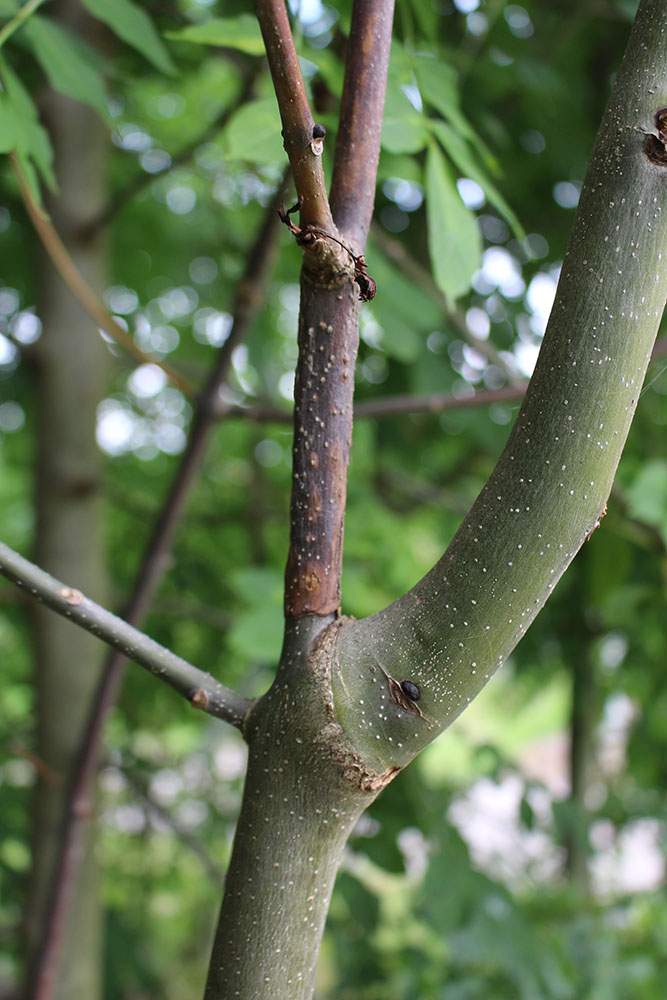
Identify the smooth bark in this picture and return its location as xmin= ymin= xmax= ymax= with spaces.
xmin=23 ymin=15 xmax=109 ymax=994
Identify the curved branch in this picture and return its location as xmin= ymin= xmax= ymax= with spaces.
xmin=255 ymin=0 xmax=333 ymax=230
xmin=332 ymin=0 xmax=667 ymax=771
xmin=11 ymin=156 xmax=195 ymax=396
xmin=330 ymin=0 xmax=396 ymax=249
xmin=0 ymin=542 xmax=250 ymax=728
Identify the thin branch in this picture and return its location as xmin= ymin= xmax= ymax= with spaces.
xmin=330 ymin=0 xmax=396 ymax=249
xmin=118 ymin=761 xmax=225 ymax=883
xmin=255 ymin=0 xmax=333 ymax=230
xmin=11 ymin=155 xmax=195 ymax=396
xmin=0 ymin=542 xmax=250 ymax=727
xmin=84 ymin=66 xmax=261 ymax=235
xmin=370 ymin=221 xmax=525 ymax=387
xmin=24 ymin=182 xmax=285 ymax=1000
xmin=216 ymin=384 xmax=527 ymax=423
xmin=0 ymin=0 xmax=47 ymax=49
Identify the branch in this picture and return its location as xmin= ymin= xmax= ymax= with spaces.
xmin=216 ymin=384 xmax=526 ymax=423
xmin=255 ymin=0 xmax=333 ymax=230
xmin=0 ymin=0 xmax=47 ymax=49
xmin=11 ymin=156 xmax=195 ymax=396
xmin=330 ymin=0 xmax=396 ymax=249
xmin=331 ymin=0 xmax=667 ymax=769
xmin=0 ymin=542 xmax=250 ymax=727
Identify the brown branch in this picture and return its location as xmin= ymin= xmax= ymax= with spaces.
xmin=330 ymin=0 xmax=396 ymax=249
xmin=24 ymin=181 xmax=285 ymax=1000
xmin=217 ymin=384 xmax=527 ymax=423
xmin=255 ymin=0 xmax=333 ymax=230
xmin=84 ymin=66 xmax=261 ymax=235
xmin=11 ymin=156 xmax=195 ymax=397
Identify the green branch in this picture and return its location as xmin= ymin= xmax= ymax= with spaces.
xmin=332 ymin=0 xmax=667 ymax=772
xmin=0 ymin=542 xmax=251 ymax=729
xmin=0 ymin=0 xmax=47 ymax=50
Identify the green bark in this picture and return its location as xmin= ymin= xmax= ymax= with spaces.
xmin=204 ymin=2 xmax=667 ymax=997
xmin=332 ymin=0 xmax=667 ymax=769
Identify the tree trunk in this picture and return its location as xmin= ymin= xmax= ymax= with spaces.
xmin=203 ymin=2 xmax=667 ymax=996
xmin=23 ymin=6 xmax=110 ymax=995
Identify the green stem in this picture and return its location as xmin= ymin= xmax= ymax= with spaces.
xmin=0 ymin=0 xmax=48 ymax=49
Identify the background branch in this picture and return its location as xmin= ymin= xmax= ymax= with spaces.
xmin=84 ymin=66 xmax=261 ymax=235
xmin=11 ymin=156 xmax=195 ymax=396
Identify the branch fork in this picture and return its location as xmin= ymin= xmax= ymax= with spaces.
xmin=278 ymin=197 xmax=377 ymax=301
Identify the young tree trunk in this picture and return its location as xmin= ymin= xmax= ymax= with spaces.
xmin=203 ymin=1 xmax=667 ymax=997
xmin=23 ymin=6 xmax=110 ymax=995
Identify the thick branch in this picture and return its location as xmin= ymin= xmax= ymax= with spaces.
xmin=331 ymin=0 xmax=667 ymax=772
xmin=255 ymin=0 xmax=333 ymax=230
xmin=330 ymin=0 xmax=396 ymax=248
xmin=0 ymin=542 xmax=250 ymax=727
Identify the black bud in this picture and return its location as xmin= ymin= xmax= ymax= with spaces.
xmin=400 ymin=679 xmax=421 ymax=702
xmin=312 ymin=123 xmax=326 ymax=139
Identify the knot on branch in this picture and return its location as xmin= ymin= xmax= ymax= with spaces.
xmin=642 ymin=108 xmax=667 ymax=166
xmin=278 ymin=197 xmax=377 ymax=301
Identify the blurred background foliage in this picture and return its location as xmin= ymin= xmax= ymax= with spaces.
xmin=0 ymin=0 xmax=665 ymax=997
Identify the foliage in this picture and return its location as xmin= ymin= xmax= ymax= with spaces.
xmin=0 ymin=0 xmax=665 ymax=997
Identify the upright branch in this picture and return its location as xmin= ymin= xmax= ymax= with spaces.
xmin=256 ymin=0 xmax=333 ymax=230
xmin=265 ymin=0 xmax=394 ymax=617
xmin=331 ymin=0 xmax=667 ymax=773
xmin=330 ymin=0 xmax=396 ymax=248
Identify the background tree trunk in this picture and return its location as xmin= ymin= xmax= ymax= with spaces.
xmin=23 ymin=5 xmax=110 ymax=994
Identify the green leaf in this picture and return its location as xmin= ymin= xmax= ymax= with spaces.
xmin=625 ymin=459 xmax=667 ymax=542
xmin=224 ymin=97 xmax=284 ymax=165
xmin=381 ymin=89 xmax=427 ymax=154
xmin=81 ymin=0 xmax=175 ymax=75
xmin=0 ymin=55 xmax=55 ymax=199
xmin=430 ymin=119 xmax=524 ymax=239
xmin=166 ymin=14 xmax=264 ymax=56
xmin=22 ymin=15 xmax=108 ymax=116
xmin=381 ymin=41 xmax=427 ymax=154
xmin=425 ymin=141 xmax=481 ymax=302
xmin=414 ymin=54 xmax=474 ymax=141
xmin=0 ymin=88 xmax=15 ymax=151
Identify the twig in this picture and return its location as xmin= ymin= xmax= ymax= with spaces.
xmin=255 ymin=0 xmax=333 ymax=230
xmin=11 ymin=155 xmax=195 ymax=396
xmin=330 ymin=0 xmax=396 ymax=249
xmin=370 ymin=221 xmax=525 ymax=387
xmin=118 ymin=761 xmax=225 ymax=883
xmin=0 ymin=0 xmax=47 ymax=49
xmin=0 ymin=542 xmax=250 ymax=727
xmin=216 ymin=384 xmax=527 ymax=423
